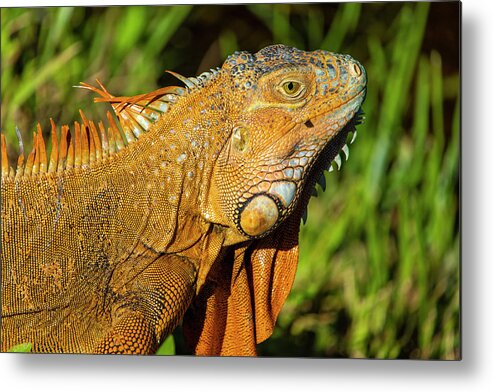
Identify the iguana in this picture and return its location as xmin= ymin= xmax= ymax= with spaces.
xmin=1 ymin=45 xmax=366 ymax=355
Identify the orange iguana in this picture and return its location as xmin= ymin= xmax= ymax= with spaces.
xmin=1 ymin=45 xmax=366 ymax=355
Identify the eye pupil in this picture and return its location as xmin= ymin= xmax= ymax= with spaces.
xmin=282 ymin=80 xmax=303 ymax=97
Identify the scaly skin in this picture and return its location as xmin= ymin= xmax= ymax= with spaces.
xmin=1 ymin=45 xmax=366 ymax=355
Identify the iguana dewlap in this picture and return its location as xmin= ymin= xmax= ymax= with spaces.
xmin=1 ymin=45 xmax=366 ymax=355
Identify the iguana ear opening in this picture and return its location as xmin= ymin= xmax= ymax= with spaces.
xmin=182 ymin=212 xmax=300 ymax=356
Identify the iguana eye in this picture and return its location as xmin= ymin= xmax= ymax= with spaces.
xmin=280 ymin=80 xmax=305 ymax=98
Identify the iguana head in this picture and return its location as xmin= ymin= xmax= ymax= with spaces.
xmin=205 ymin=44 xmax=366 ymax=244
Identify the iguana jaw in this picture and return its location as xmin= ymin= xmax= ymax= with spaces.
xmin=234 ymin=90 xmax=365 ymax=238
xmin=297 ymin=106 xmax=364 ymax=223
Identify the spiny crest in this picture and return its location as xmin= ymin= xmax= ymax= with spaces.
xmin=1 ymin=68 xmax=221 ymax=181
xmin=300 ymin=109 xmax=363 ymax=225
xmin=2 ymin=110 xmax=124 ymax=181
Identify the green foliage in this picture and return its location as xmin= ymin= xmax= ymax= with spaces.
xmin=1 ymin=3 xmax=459 ymax=359
xmin=155 ymin=335 xmax=176 ymax=356
xmin=8 ymin=342 xmax=32 ymax=353
xmin=258 ymin=2 xmax=459 ymax=360
xmin=1 ymin=6 xmax=192 ymax=155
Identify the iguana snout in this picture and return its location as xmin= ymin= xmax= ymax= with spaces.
xmin=208 ymin=45 xmax=366 ymax=243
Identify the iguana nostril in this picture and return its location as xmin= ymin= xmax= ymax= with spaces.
xmin=351 ymin=63 xmax=362 ymax=77
xmin=354 ymin=64 xmax=361 ymax=76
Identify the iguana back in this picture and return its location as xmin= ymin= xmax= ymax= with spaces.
xmin=1 ymin=45 xmax=366 ymax=355
xmin=1 ymin=96 xmax=205 ymax=353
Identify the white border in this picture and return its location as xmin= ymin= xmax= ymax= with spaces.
xmin=2 ymin=0 xmax=492 ymax=391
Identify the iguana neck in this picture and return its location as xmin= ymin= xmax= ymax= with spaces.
xmin=108 ymin=78 xmax=230 ymax=254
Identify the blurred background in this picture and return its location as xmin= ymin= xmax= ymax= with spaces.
xmin=1 ymin=2 xmax=460 ymax=359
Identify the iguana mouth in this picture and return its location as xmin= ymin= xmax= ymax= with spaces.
xmin=271 ymin=84 xmax=365 ymax=212
xmin=235 ymin=105 xmax=364 ymax=238
xmin=298 ymin=106 xmax=365 ymax=223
